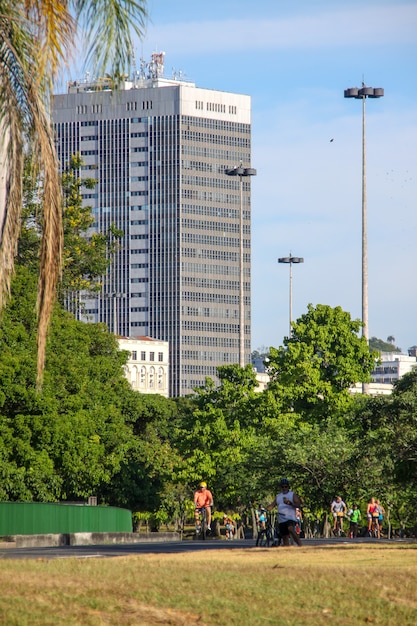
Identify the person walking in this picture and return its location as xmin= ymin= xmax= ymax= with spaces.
xmin=267 ymin=478 xmax=302 ymax=546
xmin=348 ymin=504 xmax=361 ymax=538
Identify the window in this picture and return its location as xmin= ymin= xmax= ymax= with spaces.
xmin=158 ymin=352 xmax=164 ymax=362
xmin=131 ymin=351 xmax=137 ymax=360
xmin=150 ymin=352 xmax=155 ymax=362
xmin=141 ymin=351 xmax=146 ymax=360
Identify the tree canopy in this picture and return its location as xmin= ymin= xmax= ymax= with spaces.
xmin=0 ymin=0 xmax=148 ymax=385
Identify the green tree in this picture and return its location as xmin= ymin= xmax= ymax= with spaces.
xmin=19 ymin=153 xmax=122 ymax=304
xmin=0 ymin=265 xmax=138 ymax=502
xmin=0 ymin=0 xmax=148 ymax=385
xmin=266 ymin=304 xmax=377 ymax=421
xmin=170 ymin=366 xmax=270 ymax=511
xmin=60 ymin=153 xmax=122 ymax=302
xmin=369 ymin=336 xmax=401 ymax=353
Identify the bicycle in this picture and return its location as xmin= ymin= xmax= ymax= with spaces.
xmin=256 ymin=514 xmax=282 ymax=547
xmin=368 ymin=517 xmax=380 ymax=538
xmin=195 ymin=506 xmax=209 ymax=540
xmin=333 ymin=515 xmax=346 ymax=537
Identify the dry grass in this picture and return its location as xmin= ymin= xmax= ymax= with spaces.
xmin=1 ymin=544 xmax=417 ymax=625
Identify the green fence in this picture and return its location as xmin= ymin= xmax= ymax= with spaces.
xmin=0 ymin=502 xmax=132 ymax=536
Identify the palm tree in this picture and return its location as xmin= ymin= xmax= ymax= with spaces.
xmin=0 ymin=0 xmax=147 ymax=386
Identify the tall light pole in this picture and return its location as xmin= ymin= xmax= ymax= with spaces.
xmin=226 ymin=163 xmax=256 ymax=367
xmin=344 ymin=83 xmax=384 ymax=347
xmin=278 ymin=253 xmax=304 ymax=337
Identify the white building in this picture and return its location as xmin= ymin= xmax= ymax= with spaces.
xmin=371 ymin=352 xmax=417 ymax=385
xmin=351 ymin=352 xmax=417 ymax=396
xmin=118 ymin=336 xmax=169 ymax=398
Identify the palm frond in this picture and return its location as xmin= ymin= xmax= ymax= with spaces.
xmin=75 ymin=0 xmax=148 ymax=76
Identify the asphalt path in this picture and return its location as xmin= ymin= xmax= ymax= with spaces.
xmin=0 ymin=536 xmax=408 ymax=560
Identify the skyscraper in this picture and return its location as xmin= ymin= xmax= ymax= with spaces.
xmin=52 ymin=54 xmax=254 ymax=396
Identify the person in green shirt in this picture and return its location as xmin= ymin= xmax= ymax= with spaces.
xmin=348 ymin=504 xmax=362 ymax=538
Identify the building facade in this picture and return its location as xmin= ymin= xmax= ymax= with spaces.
xmin=370 ymin=352 xmax=417 ymax=385
xmin=52 ymin=55 xmax=254 ymax=396
xmin=118 ymin=336 xmax=169 ymax=398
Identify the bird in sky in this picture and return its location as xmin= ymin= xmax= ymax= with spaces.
xmin=330 ymin=138 xmax=334 ymax=142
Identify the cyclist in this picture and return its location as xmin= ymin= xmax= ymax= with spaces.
xmin=223 ymin=514 xmax=235 ymax=540
xmin=331 ymin=496 xmax=347 ymax=533
xmin=267 ymin=478 xmax=302 ymax=546
xmin=194 ymin=481 xmax=213 ymax=531
xmin=376 ymin=499 xmax=385 ymax=537
xmin=366 ymin=497 xmax=378 ymax=534
xmin=256 ymin=505 xmax=267 ymax=530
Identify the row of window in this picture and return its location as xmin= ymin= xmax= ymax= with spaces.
xmin=182 ymin=322 xmax=243 ymax=333
xmin=182 ymin=175 xmax=252 ymax=190
xmin=182 ymin=277 xmax=246 ymax=290
xmin=129 ymin=350 xmax=164 ymax=362
xmin=182 ymin=116 xmax=250 ymax=134
xmin=182 ymin=205 xmax=249 ymax=220
xmin=182 ymin=306 xmax=239 ymax=319
xmin=181 ymin=335 xmax=239 ymax=349
xmin=126 ymin=101 xmax=153 ymax=111
xmin=182 ymin=131 xmax=250 ymax=148
xmin=194 ymin=101 xmax=231 ymax=114
xmin=182 ymin=160 xmax=215 ymax=172
xmin=182 ymin=365 xmax=219 ymax=375
xmin=182 ymin=219 xmax=250 ymax=234
xmin=76 ymin=104 xmax=102 ymax=114
xmin=181 ymin=233 xmax=250 ymax=248
xmin=181 ymin=350 xmax=237 ymax=362
xmin=182 ymin=189 xmax=251 ymax=205
xmin=182 ymin=291 xmax=239 ymax=304
xmin=182 ymin=144 xmax=250 ymax=163
xmin=80 ymin=132 xmax=148 ymax=142
xmin=181 ymin=263 xmax=244 ymax=277
xmin=182 ymin=335 xmax=238 ymax=347
xmin=182 ymin=248 xmax=239 ymax=262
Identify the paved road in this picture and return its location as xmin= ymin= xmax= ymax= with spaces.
xmin=0 ymin=536 xmax=408 ymax=560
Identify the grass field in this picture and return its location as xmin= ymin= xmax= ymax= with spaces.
xmin=1 ymin=543 xmax=417 ymax=625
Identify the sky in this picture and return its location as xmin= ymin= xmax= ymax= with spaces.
xmin=71 ymin=0 xmax=417 ymax=354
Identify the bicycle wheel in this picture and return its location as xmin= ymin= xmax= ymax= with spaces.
xmin=256 ymin=529 xmax=268 ymax=547
xmin=200 ymin=509 xmax=207 ymax=540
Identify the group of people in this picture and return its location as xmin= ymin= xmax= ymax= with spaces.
xmin=254 ymin=478 xmax=303 ymax=546
xmin=366 ymin=497 xmax=385 ymax=538
xmin=194 ymin=478 xmax=305 ymax=546
xmin=330 ymin=495 xmax=385 ymax=538
xmin=194 ymin=480 xmax=385 ymax=544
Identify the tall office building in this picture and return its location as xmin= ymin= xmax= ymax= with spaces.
xmin=52 ymin=54 xmax=254 ymax=396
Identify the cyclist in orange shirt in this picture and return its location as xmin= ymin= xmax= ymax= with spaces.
xmin=194 ymin=481 xmax=214 ymax=531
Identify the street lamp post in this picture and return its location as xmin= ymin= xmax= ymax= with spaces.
xmin=226 ymin=163 xmax=257 ymax=367
xmin=278 ymin=253 xmax=304 ymax=337
xmin=344 ymin=84 xmax=384 ymax=346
